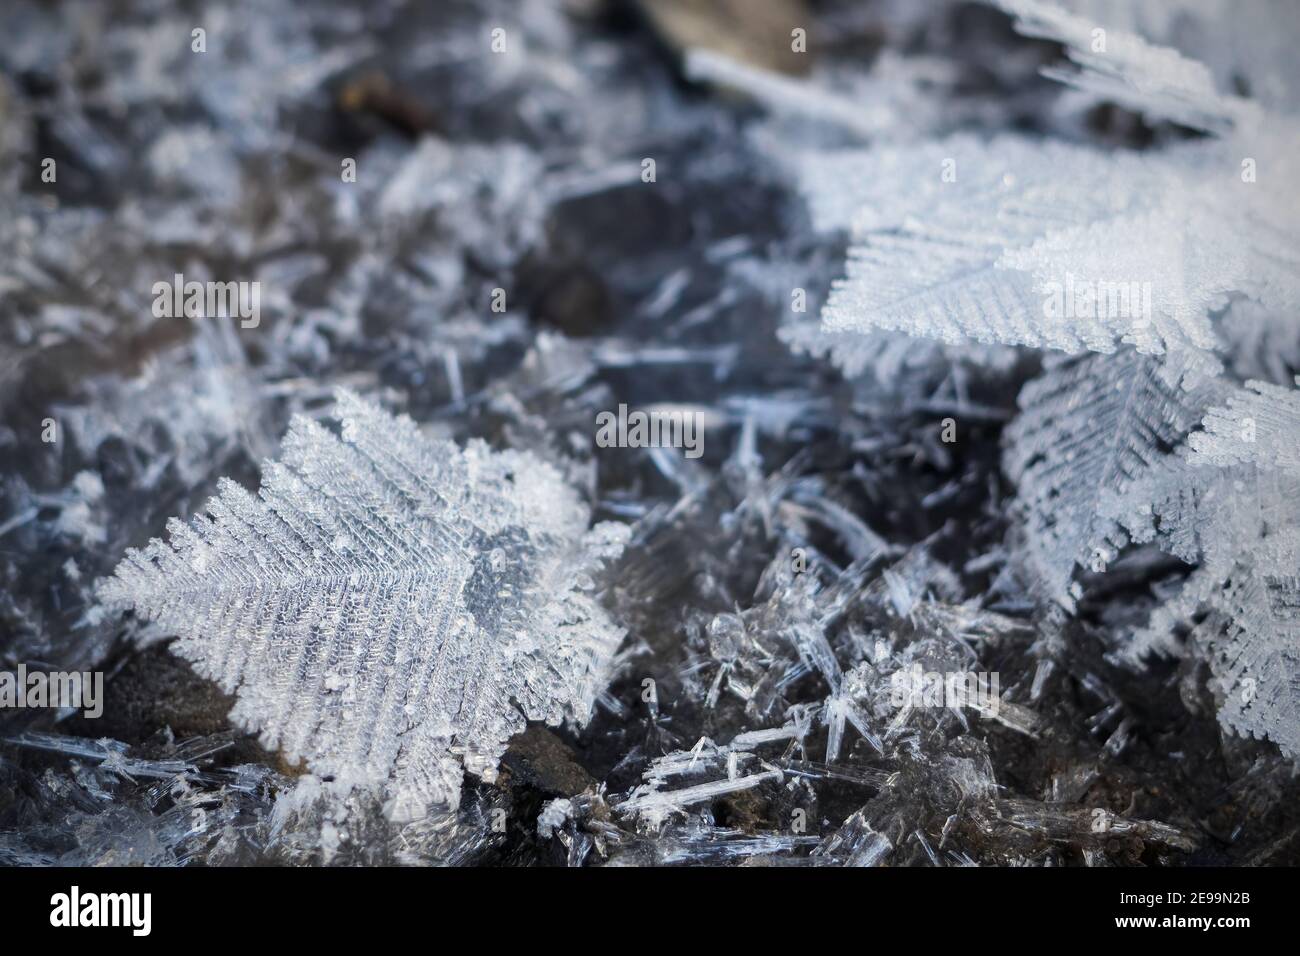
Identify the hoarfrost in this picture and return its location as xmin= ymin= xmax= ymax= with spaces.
xmin=1004 ymin=348 xmax=1225 ymax=610
xmin=97 ymin=390 xmax=629 ymax=819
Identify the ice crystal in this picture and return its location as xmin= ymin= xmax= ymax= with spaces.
xmin=54 ymin=324 xmax=279 ymax=488
xmin=793 ymin=2 xmax=1299 ymax=365
xmin=97 ymin=390 xmax=629 ymax=819
xmin=996 ymin=0 xmax=1260 ymax=134
xmin=1214 ymin=544 xmax=1300 ymax=757
xmin=1127 ymin=475 xmax=1300 ymax=757
xmin=1186 ymin=378 xmax=1300 ymax=474
xmin=616 ymin=726 xmax=800 ymax=828
xmin=0 ymin=730 xmax=279 ymax=866
xmin=1081 ymin=373 xmax=1300 ymax=754
xmin=810 ymin=132 xmax=1295 ymax=358
xmin=1052 ymin=0 xmax=1300 ymax=115
xmin=1004 ymin=348 xmax=1225 ymax=609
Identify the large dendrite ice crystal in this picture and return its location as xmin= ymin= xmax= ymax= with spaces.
xmin=97 ymin=389 xmax=629 ymax=820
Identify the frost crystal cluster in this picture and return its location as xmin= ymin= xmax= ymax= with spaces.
xmin=5 ymin=0 xmax=1300 ymax=869
xmin=774 ymin=0 xmax=1300 ymax=758
xmin=98 ymin=390 xmax=628 ymax=819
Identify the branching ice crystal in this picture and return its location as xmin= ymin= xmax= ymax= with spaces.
xmin=1094 ymin=378 xmax=1300 ymax=754
xmin=1186 ymin=378 xmax=1300 ymax=474
xmin=789 ymin=1 xmax=1299 ymax=364
xmin=996 ymin=0 xmax=1260 ymax=134
xmin=812 ymin=131 xmax=1294 ymax=358
xmin=1004 ymin=349 xmax=1225 ymax=610
xmin=97 ymin=390 xmax=629 ymax=820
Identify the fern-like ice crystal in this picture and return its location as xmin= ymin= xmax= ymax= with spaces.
xmin=98 ymin=390 xmax=629 ymax=819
